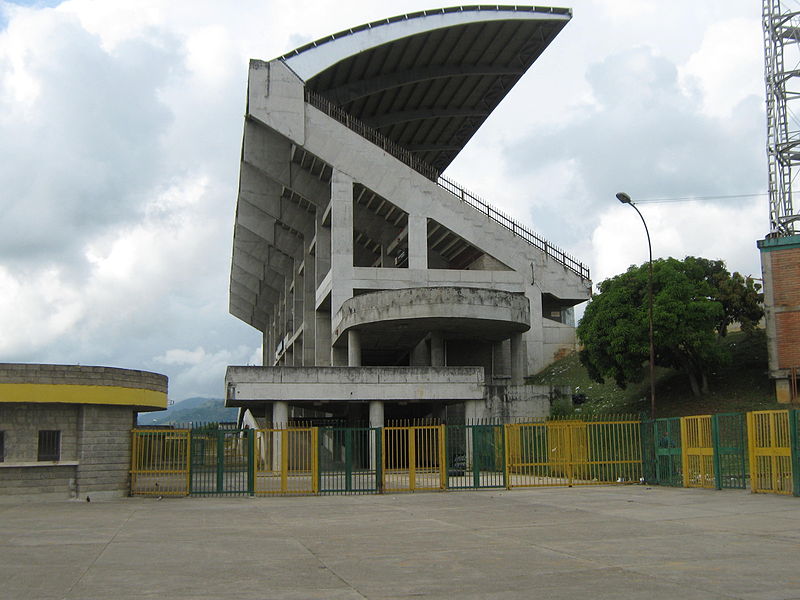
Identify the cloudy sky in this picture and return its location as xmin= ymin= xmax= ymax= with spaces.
xmin=0 ymin=0 xmax=769 ymax=402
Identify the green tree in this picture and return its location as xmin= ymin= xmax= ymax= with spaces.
xmin=577 ymin=257 xmax=762 ymax=397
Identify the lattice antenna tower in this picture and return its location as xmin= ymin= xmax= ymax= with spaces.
xmin=764 ymin=0 xmax=800 ymax=234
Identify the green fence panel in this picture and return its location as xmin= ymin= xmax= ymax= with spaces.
xmin=190 ymin=428 xmax=252 ymax=496
xmin=712 ymin=413 xmax=748 ymax=490
xmin=445 ymin=424 xmax=505 ymax=489
xmin=640 ymin=420 xmax=657 ymax=484
xmin=318 ymin=427 xmax=380 ymax=494
xmin=654 ymin=417 xmax=682 ymax=487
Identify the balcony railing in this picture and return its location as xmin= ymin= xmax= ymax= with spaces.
xmin=305 ymin=89 xmax=590 ymax=280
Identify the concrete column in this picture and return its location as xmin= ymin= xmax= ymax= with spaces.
xmin=262 ymin=330 xmax=269 ymax=366
xmin=407 ymin=213 xmax=427 ymax=269
xmin=331 ymin=346 xmax=348 ymax=366
xmin=272 ymin=401 xmax=289 ymax=471
xmin=430 ymin=331 xmax=444 ymax=366
xmin=511 ymin=333 xmax=524 ymax=385
xmin=315 ymin=310 xmax=331 ymax=366
xmin=348 ymin=329 xmax=362 ymax=366
xmin=330 ymin=170 xmax=354 ymax=315
xmin=464 ymin=399 xmax=484 ymax=423
xmin=369 ymin=400 xmax=384 ymax=471
xmin=410 ymin=337 xmax=429 ymax=366
xmin=315 ymin=207 xmax=331 ymax=288
xmin=303 ymin=249 xmax=316 ymax=366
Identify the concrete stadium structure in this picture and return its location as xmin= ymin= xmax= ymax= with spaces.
xmin=0 ymin=364 xmax=167 ymax=501
xmin=226 ymin=6 xmax=591 ymax=428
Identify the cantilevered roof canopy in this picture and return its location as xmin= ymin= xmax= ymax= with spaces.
xmin=282 ymin=5 xmax=571 ymax=174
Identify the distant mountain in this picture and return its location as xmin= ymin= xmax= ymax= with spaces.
xmin=138 ymin=397 xmax=238 ymax=427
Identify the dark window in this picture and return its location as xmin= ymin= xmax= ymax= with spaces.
xmin=38 ymin=430 xmax=60 ymax=461
xmin=0 ymin=431 xmax=4 ymax=462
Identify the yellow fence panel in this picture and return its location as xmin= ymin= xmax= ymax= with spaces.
xmin=506 ymin=420 xmax=641 ymax=488
xmin=382 ymin=425 xmax=445 ymax=492
xmin=253 ymin=428 xmax=318 ymax=495
xmin=681 ymin=416 xmax=715 ymax=489
xmin=131 ymin=429 xmax=190 ymax=496
xmin=748 ymin=410 xmax=793 ymax=495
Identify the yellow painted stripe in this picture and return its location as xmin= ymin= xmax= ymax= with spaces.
xmin=0 ymin=383 xmax=167 ymax=410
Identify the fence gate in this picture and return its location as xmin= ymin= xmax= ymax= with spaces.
xmin=253 ymin=428 xmax=318 ymax=495
xmin=445 ymin=424 xmax=505 ymax=489
xmin=318 ymin=427 xmax=380 ymax=494
xmin=506 ymin=419 xmax=641 ymax=488
xmin=382 ymin=425 xmax=445 ymax=492
xmin=131 ymin=429 xmax=190 ymax=496
xmin=747 ymin=410 xmax=793 ymax=495
xmin=713 ymin=413 xmax=748 ymax=489
xmin=654 ymin=417 xmax=682 ymax=486
xmin=189 ymin=429 xmax=253 ymax=496
xmin=681 ymin=416 xmax=715 ymax=488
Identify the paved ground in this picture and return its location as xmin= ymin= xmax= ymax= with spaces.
xmin=1 ymin=486 xmax=798 ymax=600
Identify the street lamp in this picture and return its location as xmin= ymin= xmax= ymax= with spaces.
xmin=616 ymin=192 xmax=656 ymax=419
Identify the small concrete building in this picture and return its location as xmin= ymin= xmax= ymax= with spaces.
xmin=0 ymin=364 xmax=167 ymax=501
xmin=226 ymin=6 xmax=590 ymax=428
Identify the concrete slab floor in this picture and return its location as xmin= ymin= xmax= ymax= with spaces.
xmin=0 ymin=486 xmax=798 ymax=600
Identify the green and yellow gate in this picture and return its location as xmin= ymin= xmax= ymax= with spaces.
xmin=318 ymin=427 xmax=381 ymax=494
xmin=681 ymin=415 xmax=715 ymax=489
xmin=253 ymin=427 xmax=318 ymax=495
xmin=505 ymin=419 xmax=641 ymax=487
xmin=747 ymin=410 xmax=793 ymax=495
xmin=445 ymin=423 xmax=505 ymax=489
xmin=382 ymin=425 xmax=445 ymax=492
xmin=131 ymin=429 xmax=190 ymax=496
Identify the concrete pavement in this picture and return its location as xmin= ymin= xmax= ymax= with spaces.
xmin=1 ymin=486 xmax=798 ymax=599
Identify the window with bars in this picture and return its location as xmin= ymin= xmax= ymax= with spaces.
xmin=37 ymin=430 xmax=60 ymax=461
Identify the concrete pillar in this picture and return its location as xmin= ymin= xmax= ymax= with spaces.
xmin=303 ymin=249 xmax=316 ymax=366
xmin=330 ymin=170 xmax=354 ymax=315
xmin=315 ymin=310 xmax=331 ymax=366
xmin=315 ymin=208 xmax=331 ymax=288
xmin=407 ymin=213 xmax=427 ymax=269
xmin=369 ymin=400 xmax=384 ymax=471
xmin=331 ymin=346 xmax=348 ymax=366
xmin=262 ymin=330 xmax=269 ymax=366
xmin=410 ymin=338 xmax=430 ymax=366
xmin=431 ymin=332 xmax=444 ymax=366
xmin=348 ymin=329 xmax=362 ymax=366
xmin=511 ymin=333 xmax=524 ymax=385
xmin=464 ymin=399 xmax=484 ymax=423
xmin=272 ymin=401 xmax=289 ymax=471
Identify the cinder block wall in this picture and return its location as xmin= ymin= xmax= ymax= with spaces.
xmin=0 ymin=363 xmax=166 ymax=500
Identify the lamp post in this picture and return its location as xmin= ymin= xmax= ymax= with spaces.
xmin=616 ymin=192 xmax=656 ymax=419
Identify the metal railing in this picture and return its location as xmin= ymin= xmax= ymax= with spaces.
xmin=305 ymin=89 xmax=590 ymax=280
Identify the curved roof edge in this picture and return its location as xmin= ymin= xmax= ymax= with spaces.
xmin=281 ymin=5 xmax=571 ymax=82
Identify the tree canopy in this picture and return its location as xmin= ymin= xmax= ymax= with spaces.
xmin=577 ymin=256 xmax=762 ymax=397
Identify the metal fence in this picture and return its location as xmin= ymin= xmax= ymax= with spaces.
xmin=641 ymin=410 xmax=798 ymax=495
xmin=131 ymin=411 xmax=799 ymax=498
xmin=505 ymin=419 xmax=642 ymax=488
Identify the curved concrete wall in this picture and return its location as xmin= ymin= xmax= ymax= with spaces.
xmin=334 ymin=286 xmax=530 ymax=341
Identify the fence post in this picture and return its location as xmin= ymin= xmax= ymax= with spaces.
xmin=247 ymin=429 xmax=255 ymax=496
xmin=216 ymin=429 xmax=224 ymax=493
xmin=503 ymin=424 xmax=511 ymax=490
xmin=312 ymin=428 xmax=319 ymax=495
xmin=790 ymin=409 xmax=800 ymax=497
xmin=712 ymin=415 xmax=722 ymax=490
xmin=680 ymin=417 xmax=689 ymax=488
xmin=376 ymin=428 xmax=383 ymax=494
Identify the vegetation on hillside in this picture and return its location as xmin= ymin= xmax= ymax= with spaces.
xmin=530 ymin=330 xmax=781 ymax=418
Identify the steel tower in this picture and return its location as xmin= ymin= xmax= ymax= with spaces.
xmin=763 ymin=0 xmax=800 ymax=234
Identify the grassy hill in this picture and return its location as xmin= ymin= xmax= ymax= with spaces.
xmin=529 ymin=330 xmax=786 ymax=418
xmin=138 ymin=397 xmax=237 ymax=427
